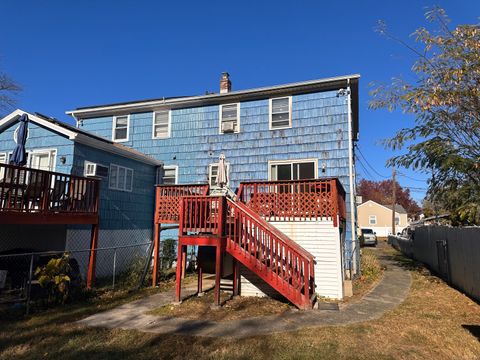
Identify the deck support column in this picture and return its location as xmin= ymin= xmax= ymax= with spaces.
xmin=197 ymin=254 xmax=203 ymax=295
xmin=152 ymin=223 xmax=160 ymax=286
xmin=232 ymin=257 xmax=239 ymax=296
xmin=86 ymin=223 xmax=99 ymax=289
xmin=181 ymin=249 xmax=187 ymax=279
xmin=214 ymin=243 xmax=223 ymax=306
xmin=175 ymin=242 xmax=185 ymax=303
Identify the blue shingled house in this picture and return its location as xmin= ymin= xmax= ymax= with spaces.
xmin=0 ymin=109 xmax=162 ymax=278
xmin=65 ymin=73 xmax=360 ymax=301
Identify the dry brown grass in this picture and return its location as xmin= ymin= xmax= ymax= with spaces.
xmin=149 ymin=290 xmax=292 ymax=321
xmin=1 ymin=247 xmax=479 ymax=360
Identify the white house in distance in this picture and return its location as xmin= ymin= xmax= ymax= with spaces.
xmin=357 ymin=200 xmax=409 ymax=237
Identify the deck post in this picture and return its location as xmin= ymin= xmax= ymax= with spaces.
xmin=232 ymin=257 xmax=239 ymax=296
xmin=175 ymin=242 xmax=183 ymax=302
xmin=197 ymin=255 xmax=203 ymax=295
xmin=152 ymin=222 xmax=160 ymax=286
xmin=214 ymin=242 xmax=223 ymax=306
xmin=86 ymin=223 xmax=99 ymax=289
xmin=181 ymin=249 xmax=187 ymax=279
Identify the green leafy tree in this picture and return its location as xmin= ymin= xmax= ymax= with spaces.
xmin=370 ymin=7 xmax=480 ymax=224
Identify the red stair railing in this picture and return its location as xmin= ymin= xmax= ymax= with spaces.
xmin=225 ymin=198 xmax=315 ymax=309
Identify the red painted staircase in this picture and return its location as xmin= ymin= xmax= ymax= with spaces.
xmin=177 ymin=195 xmax=316 ymax=309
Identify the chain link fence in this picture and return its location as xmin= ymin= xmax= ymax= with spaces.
xmin=0 ymin=240 xmax=195 ymax=314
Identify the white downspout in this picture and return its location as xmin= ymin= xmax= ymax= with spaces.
xmin=346 ymin=79 xmax=357 ymax=276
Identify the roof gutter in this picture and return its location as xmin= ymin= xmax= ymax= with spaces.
xmin=66 ymin=74 xmax=360 ymax=119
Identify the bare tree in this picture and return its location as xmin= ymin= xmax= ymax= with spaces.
xmin=0 ymin=71 xmax=21 ymax=115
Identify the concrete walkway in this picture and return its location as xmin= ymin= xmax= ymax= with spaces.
xmin=78 ymin=249 xmax=412 ymax=338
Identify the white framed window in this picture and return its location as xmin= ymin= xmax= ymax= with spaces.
xmin=268 ymin=159 xmax=317 ymax=181
xmin=156 ymin=165 xmax=178 ymax=184
xmin=112 ymin=115 xmax=130 ymax=142
xmin=28 ymin=149 xmax=57 ymax=172
xmin=109 ymin=164 xmax=133 ymax=191
xmin=369 ymin=215 xmax=377 ymax=225
xmin=0 ymin=152 xmax=6 ymax=179
xmin=152 ymin=110 xmax=171 ymax=139
xmin=209 ymin=163 xmax=230 ymax=187
xmin=219 ymin=103 xmax=240 ymax=134
xmin=269 ymin=96 xmax=292 ymax=130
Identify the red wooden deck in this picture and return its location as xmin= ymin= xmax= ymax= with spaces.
xmin=0 ymin=163 xmax=100 ymax=288
xmin=153 ymin=179 xmax=346 ymax=309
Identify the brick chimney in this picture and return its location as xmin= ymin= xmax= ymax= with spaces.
xmin=220 ymin=72 xmax=231 ymax=93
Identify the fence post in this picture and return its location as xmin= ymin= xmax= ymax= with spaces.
xmin=112 ymin=247 xmax=117 ymax=289
xmin=25 ymin=254 xmax=34 ymax=315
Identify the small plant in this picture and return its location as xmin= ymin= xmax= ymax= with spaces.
xmin=360 ymin=250 xmax=382 ymax=281
xmin=34 ymin=254 xmax=72 ymax=304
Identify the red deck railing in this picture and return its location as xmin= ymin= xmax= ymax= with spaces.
xmin=155 ymin=184 xmax=209 ymax=224
xmin=179 ymin=195 xmax=222 ymax=235
xmin=237 ymin=178 xmax=346 ymax=225
xmin=0 ymin=163 xmax=99 ymax=222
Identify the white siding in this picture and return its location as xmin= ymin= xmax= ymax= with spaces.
xmin=240 ymin=220 xmax=344 ymax=300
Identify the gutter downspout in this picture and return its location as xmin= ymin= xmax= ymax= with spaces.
xmin=346 ymin=79 xmax=357 ymax=277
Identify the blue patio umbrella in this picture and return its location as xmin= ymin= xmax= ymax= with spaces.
xmin=11 ymin=114 xmax=29 ymax=166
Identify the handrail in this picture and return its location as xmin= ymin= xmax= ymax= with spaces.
xmin=237 ymin=178 xmax=346 ymax=224
xmin=155 ymin=184 xmax=209 ymax=224
xmin=0 ymin=163 xmax=99 ymax=215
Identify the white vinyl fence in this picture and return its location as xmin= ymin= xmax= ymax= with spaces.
xmin=389 ymin=225 xmax=480 ymax=302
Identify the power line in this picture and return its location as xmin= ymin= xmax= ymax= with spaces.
xmin=356 ymin=156 xmax=376 ymax=180
xmin=355 ymin=145 xmax=390 ymax=179
xmin=397 ymin=171 xmax=428 ymax=183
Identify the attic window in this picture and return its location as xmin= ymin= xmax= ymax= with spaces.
xmin=112 ymin=115 xmax=129 ymax=142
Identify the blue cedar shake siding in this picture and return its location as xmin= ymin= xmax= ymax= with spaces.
xmin=0 ymin=117 xmax=157 ymax=255
xmin=79 ymin=90 xmax=358 ymax=267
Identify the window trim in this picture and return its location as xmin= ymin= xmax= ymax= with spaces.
xmin=269 ymin=96 xmax=292 ymax=130
xmin=209 ymin=162 xmax=230 ymax=187
xmin=219 ymin=103 xmax=240 ymax=134
xmin=152 ymin=110 xmax=172 ymax=139
xmin=28 ymin=148 xmax=57 ymax=172
xmin=267 ymin=158 xmax=318 ymax=181
xmin=109 ymin=163 xmax=134 ymax=192
xmin=157 ymin=165 xmax=178 ymax=185
xmin=84 ymin=160 xmax=109 ymax=178
xmin=0 ymin=152 xmax=6 ymax=164
xmin=369 ymin=215 xmax=377 ymax=225
xmin=112 ymin=115 xmax=130 ymax=143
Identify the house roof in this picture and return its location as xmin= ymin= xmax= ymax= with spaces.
xmin=66 ymin=74 xmax=360 ymax=140
xmin=0 ymin=109 xmax=162 ymax=166
xmin=358 ymin=200 xmax=407 ymax=214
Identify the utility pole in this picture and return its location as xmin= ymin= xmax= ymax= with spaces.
xmin=392 ymin=168 xmax=396 ymax=235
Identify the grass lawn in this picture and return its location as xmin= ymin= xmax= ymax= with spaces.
xmin=1 ymin=246 xmax=479 ymax=360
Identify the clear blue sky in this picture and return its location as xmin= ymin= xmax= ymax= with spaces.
xmin=1 ymin=1 xmax=478 ymax=202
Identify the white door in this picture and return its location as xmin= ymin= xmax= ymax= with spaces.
xmin=30 ymin=151 xmax=56 ymax=172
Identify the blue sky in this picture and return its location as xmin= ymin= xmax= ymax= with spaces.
xmin=1 ymin=1 xmax=478 ymax=202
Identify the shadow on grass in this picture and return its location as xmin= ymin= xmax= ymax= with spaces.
xmin=462 ymin=324 xmax=480 ymax=341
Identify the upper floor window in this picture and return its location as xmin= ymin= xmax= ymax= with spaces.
xmin=269 ymin=159 xmax=317 ymax=181
xmin=219 ymin=103 xmax=240 ymax=134
xmin=269 ymin=97 xmax=292 ymax=130
xmin=109 ymin=164 xmax=133 ymax=192
xmin=369 ymin=215 xmax=377 ymax=225
xmin=112 ymin=115 xmax=129 ymax=142
xmin=209 ymin=162 xmax=230 ymax=187
xmin=395 ymin=216 xmax=400 ymax=226
xmin=153 ymin=110 xmax=171 ymax=139
xmin=156 ymin=165 xmax=178 ymax=184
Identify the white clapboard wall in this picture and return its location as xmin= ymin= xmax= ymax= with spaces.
xmin=239 ymin=219 xmax=344 ymax=300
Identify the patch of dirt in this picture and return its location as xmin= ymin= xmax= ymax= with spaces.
xmin=148 ymin=290 xmax=293 ymax=321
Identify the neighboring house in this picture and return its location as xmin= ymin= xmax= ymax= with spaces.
xmin=357 ymin=200 xmax=409 ymax=237
xmin=0 ymin=110 xmax=162 ymax=276
xmin=67 ymin=73 xmax=361 ymax=300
